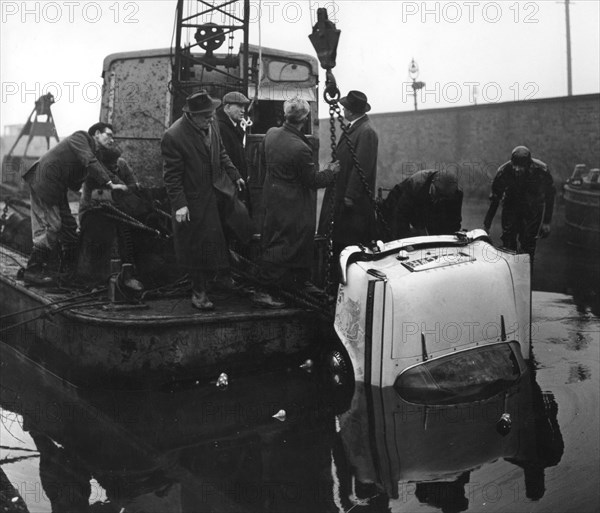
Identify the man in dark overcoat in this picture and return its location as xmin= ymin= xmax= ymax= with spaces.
xmin=217 ymin=91 xmax=252 ymax=216
xmin=217 ymin=91 xmax=251 ymax=181
xmin=161 ymin=90 xmax=251 ymax=310
xmin=21 ymin=122 xmax=127 ymax=285
xmin=253 ymin=97 xmax=339 ymax=308
xmin=318 ymin=90 xmax=379 ymax=259
xmin=383 ymin=169 xmax=463 ymax=239
xmin=484 ymin=145 xmax=555 ymax=260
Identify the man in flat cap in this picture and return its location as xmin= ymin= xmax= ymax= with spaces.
xmin=382 ymin=169 xmax=463 ymax=239
xmin=484 ymin=146 xmax=555 ymax=259
xmin=217 ymin=91 xmax=251 ymax=182
xmin=318 ymin=90 xmax=379 ymax=260
xmin=217 ymin=91 xmax=253 ymax=218
xmin=161 ymin=90 xmax=251 ymax=310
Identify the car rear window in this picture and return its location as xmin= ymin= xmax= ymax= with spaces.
xmin=394 ymin=342 xmax=523 ymax=405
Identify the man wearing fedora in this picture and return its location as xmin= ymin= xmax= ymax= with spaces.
xmin=381 ymin=169 xmax=463 ymax=239
xmin=318 ymin=90 xmax=379 ymax=260
xmin=161 ymin=90 xmax=252 ymax=310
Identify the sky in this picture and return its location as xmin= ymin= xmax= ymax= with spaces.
xmin=1 ymin=0 xmax=599 ymax=136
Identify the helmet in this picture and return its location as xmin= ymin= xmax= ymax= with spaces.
xmin=511 ymin=146 xmax=532 ymax=167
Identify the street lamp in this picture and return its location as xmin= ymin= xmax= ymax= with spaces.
xmin=408 ymin=58 xmax=425 ymax=111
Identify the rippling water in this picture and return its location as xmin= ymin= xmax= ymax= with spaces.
xmin=1 ymin=199 xmax=598 ymax=513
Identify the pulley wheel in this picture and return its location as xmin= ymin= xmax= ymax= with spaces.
xmin=195 ymin=23 xmax=226 ymax=52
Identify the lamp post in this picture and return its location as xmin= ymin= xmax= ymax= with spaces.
xmin=408 ymin=58 xmax=425 ymax=111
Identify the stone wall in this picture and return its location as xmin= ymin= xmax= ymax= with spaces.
xmin=319 ymin=93 xmax=600 ymax=197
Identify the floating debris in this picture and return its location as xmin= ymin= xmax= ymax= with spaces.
xmin=216 ymin=372 xmax=229 ymax=389
xmin=300 ymin=358 xmax=314 ymax=372
xmin=272 ymin=409 xmax=286 ymax=422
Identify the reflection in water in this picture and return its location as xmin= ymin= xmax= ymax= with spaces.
xmin=0 ymin=343 xmax=338 ymax=512
xmin=0 ymin=340 xmax=569 ymax=513
xmin=567 ymin=332 xmax=590 ymax=351
xmin=333 ymin=362 xmax=564 ymax=512
xmin=0 ymin=315 xmax=584 ymax=513
xmin=567 ymin=364 xmax=591 ymax=384
xmin=415 ymin=472 xmax=470 ymax=513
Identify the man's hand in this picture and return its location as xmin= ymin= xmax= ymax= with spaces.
xmin=344 ymin=197 xmax=354 ymax=208
xmin=175 ymin=206 xmax=190 ymax=223
xmin=109 ymin=183 xmax=128 ymax=192
xmin=539 ymin=223 xmax=551 ymax=238
xmin=328 ymin=160 xmax=341 ymax=175
xmin=235 ymin=178 xmax=245 ymax=192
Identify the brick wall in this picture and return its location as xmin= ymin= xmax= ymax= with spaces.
xmin=319 ymin=93 xmax=600 ymax=197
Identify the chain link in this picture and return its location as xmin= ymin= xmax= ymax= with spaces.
xmin=322 ymin=103 xmax=339 ymax=291
xmin=1 ymin=202 xmax=8 ymax=224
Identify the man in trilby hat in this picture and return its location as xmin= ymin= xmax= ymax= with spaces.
xmin=161 ymin=90 xmax=251 ymax=310
xmin=318 ymin=90 xmax=379 ymax=260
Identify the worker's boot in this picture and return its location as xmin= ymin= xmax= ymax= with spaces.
xmin=120 ymin=264 xmax=144 ymax=294
xmin=22 ymin=246 xmax=56 ymax=286
xmin=251 ymin=291 xmax=286 ymax=309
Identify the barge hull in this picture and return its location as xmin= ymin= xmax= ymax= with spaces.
xmin=0 ymin=246 xmax=323 ymax=388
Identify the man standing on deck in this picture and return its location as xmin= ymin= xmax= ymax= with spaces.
xmin=253 ymin=97 xmax=339 ymax=308
xmin=217 ymin=92 xmax=251 ymax=189
xmin=161 ymin=90 xmax=251 ymax=311
xmin=318 ymin=90 xmax=379 ymax=259
xmin=21 ymin=122 xmax=127 ymax=286
xmin=484 ymin=146 xmax=555 ymax=260
xmin=217 ymin=91 xmax=254 ymax=243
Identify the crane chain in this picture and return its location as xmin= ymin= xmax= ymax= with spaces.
xmin=322 ymin=102 xmax=340 ymax=292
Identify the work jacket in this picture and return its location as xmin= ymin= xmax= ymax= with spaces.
xmin=23 ymin=131 xmax=111 ymax=205
xmin=491 ymin=158 xmax=555 ymax=224
xmin=383 ymin=169 xmax=463 ymax=239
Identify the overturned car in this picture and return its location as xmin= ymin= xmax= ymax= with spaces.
xmin=327 ymin=229 xmax=532 ymax=405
